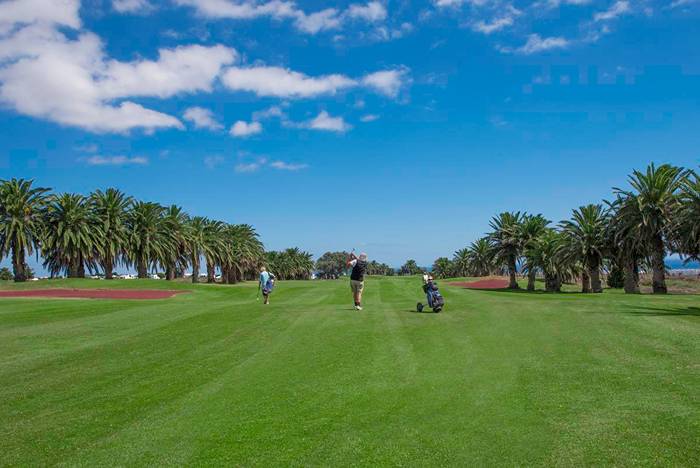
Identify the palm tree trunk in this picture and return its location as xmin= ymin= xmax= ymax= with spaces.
xmin=545 ymin=273 xmax=561 ymax=292
xmin=206 ymin=261 xmax=215 ymax=283
xmin=623 ymin=255 xmax=640 ymax=294
xmin=137 ymin=258 xmax=148 ymax=279
xmin=527 ymin=269 xmax=536 ymax=291
xmin=651 ymin=235 xmax=667 ymax=294
xmin=590 ymin=259 xmax=603 ymax=293
xmin=11 ymin=242 xmax=26 ymax=282
xmin=104 ymin=255 xmax=114 ymax=280
xmin=78 ymin=255 xmax=86 ymax=279
xmin=508 ymin=255 xmax=519 ymax=289
xmin=191 ymin=255 xmax=199 ymax=284
xmin=581 ymin=270 xmax=591 ymax=293
xmin=68 ymin=256 xmax=80 ymax=278
xmin=165 ymin=265 xmax=175 ymax=281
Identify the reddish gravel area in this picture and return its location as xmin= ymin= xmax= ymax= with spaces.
xmin=0 ymin=289 xmax=187 ymax=300
xmin=449 ymin=279 xmax=510 ymax=289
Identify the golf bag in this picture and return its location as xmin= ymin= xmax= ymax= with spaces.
xmin=263 ymin=278 xmax=275 ymax=295
xmin=417 ymin=280 xmax=444 ymax=313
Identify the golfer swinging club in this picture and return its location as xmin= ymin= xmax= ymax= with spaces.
xmin=346 ymin=251 xmax=368 ymax=310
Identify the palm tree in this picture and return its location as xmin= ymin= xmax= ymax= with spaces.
xmin=432 ymin=257 xmax=453 ymax=278
xmin=90 ymin=188 xmax=132 ymax=279
xmin=452 ymin=248 xmax=470 ymax=277
xmin=203 ymin=219 xmax=226 ymax=283
xmin=488 ymin=211 xmax=524 ymax=289
xmin=399 ymin=259 xmax=421 ymax=276
xmin=126 ymin=201 xmax=171 ymax=278
xmin=614 ymin=163 xmax=688 ymax=294
xmin=220 ymin=224 xmax=264 ymax=283
xmin=316 ymin=251 xmax=350 ymax=279
xmin=470 ymin=237 xmax=495 ymax=276
xmin=0 ymin=178 xmax=50 ymax=281
xmin=560 ymin=204 xmax=609 ymax=293
xmin=523 ymin=228 xmax=570 ymax=292
xmin=162 ymin=205 xmax=189 ymax=280
xmin=465 ymin=237 xmax=494 ymax=277
xmin=366 ymin=260 xmax=394 ymax=276
xmin=186 ymin=216 xmax=208 ymax=284
xmin=265 ymin=248 xmax=314 ymax=280
xmin=608 ymin=194 xmax=647 ymax=294
xmin=674 ymin=169 xmax=700 ymax=261
xmin=42 ymin=193 xmax=102 ymax=278
xmin=519 ymin=214 xmax=550 ymax=291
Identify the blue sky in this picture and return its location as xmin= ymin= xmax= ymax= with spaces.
xmin=1 ymin=0 xmax=700 ymax=271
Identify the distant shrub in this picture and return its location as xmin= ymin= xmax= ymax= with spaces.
xmin=0 ymin=267 xmax=13 ymax=281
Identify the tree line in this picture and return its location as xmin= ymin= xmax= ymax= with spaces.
xmin=0 ymin=179 xmax=314 ymax=283
xmin=314 ymin=251 xmax=394 ymax=279
xmin=430 ymin=163 xmax=700 ymax=294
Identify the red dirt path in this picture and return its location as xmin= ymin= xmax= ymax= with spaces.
xmin=0 ymin=289 xmax=187 ymax=300
xmin=449 ymin=279 xmax=510 ymax=289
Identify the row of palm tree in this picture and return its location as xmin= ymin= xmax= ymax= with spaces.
xmin=433 ymin=164 xmax=700 ymax=294
xmin=398 ymin=259 xmax=422 ymax=276
xmin=313 ymin=251 xmax=395 ymax=278
xmin=266 ymin=248 xmax=314 ymax=280
xmin=0 ymin=180 xmax=273 ymax=283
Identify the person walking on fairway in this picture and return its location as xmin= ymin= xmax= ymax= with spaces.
xmin=259 ymin=267 xmax=275 ymax=305
xmin=347 ymin=252 xmax=368 ymax=310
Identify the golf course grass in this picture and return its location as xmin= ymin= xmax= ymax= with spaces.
xmin=1 ymin=277 xmax=698 ymax=466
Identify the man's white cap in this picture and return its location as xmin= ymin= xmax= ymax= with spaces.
xmin=359 ymin=252 xmax=368 ymax=260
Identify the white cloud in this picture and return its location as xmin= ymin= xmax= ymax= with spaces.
xmin=252 ymin=105 xmax=286 ymax=120
xmin=506 ymin=34 xmax=570 ymax=54
xmin=174 ymin=0 xmax=387 ymax=34
xmin=594 ymin=1 xmax=630 ymax=21
xmin=362 ymin=68 xmax=408 ymax=98
xmin=235 ymin=156 xmax=268 ymax=173
xmin=305 ymin=111 xmax=351 ymax=132
xmin=84 ymin=155 xmax=149 ymax=166
xmin=0 ymin=20 xmax=235 ymax=133
xmin=221 ymin=66 xmax=409 ymax=100
xmin=112 ymin=0 xmax=154 ymax=13
xmin=172 ymin=0 xmax=297 ymax=19
xmin=434 ymin=0 xmax=466 ymax=7
xmin=670 ymin=0 xmax=698 ymax=8
xmin=360 ymin=114 xmax=380 ymax=122
xmin=204 ymin=155 xmax=225 ymax=169
xmin=294 ymin=9 xmax=342 ymax=34
xmin=0 ymin=0 xmax=81 ymax=31
xmin=99 ymin=45 xmax=236 ymax=99
xmin=347 ymin=2 xmax=387 ymax=22
xmin=472 ymin=16 xmax=514 ymax=34
xmin=269 ymin=160 xmax=308 ymax=171
xmin=230 ymin=120 xmax=263 ymax=137
xmin=183 ymin=106 xmax=223 ymax=130
xmin=541 ymin=0 xmax=592 ymax=7
xmin=221 ymin=66 xmax=356 ymax=98
xmin=233 ymin=156 xmax=307 ymax=172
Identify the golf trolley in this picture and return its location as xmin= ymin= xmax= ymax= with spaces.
xmin=417 ymin=278 xmax=444 ymax=313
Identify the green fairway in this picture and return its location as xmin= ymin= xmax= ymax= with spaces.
xmin=1 ymin=277 xmax=698 ymax=466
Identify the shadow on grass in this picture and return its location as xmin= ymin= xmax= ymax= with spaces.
xmin=626 ymin=306 xmax=700 ymax=317
xmin=405 ymin=309 xmax=442 ymax=314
